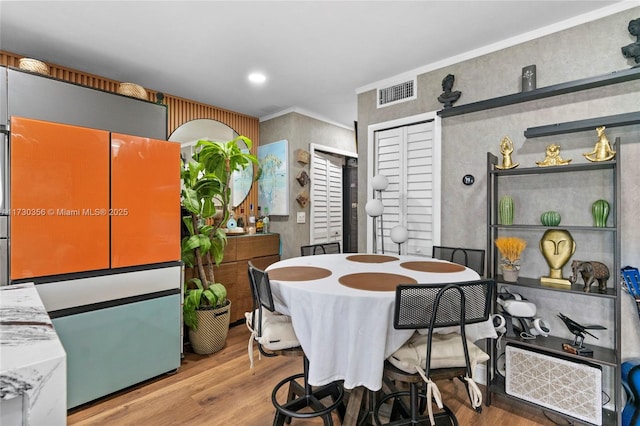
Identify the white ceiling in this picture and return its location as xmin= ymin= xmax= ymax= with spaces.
xmin=0 ymin=1 xmax=634 ymax=129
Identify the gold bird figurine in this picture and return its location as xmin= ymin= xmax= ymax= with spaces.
xmin=583 ymin=126 xmax=616 ymax=162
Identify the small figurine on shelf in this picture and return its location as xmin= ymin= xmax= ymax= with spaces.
xmin=495 ymin=136 xmax=519 ymax=170
xmin=569 ymin=260 xmax=610 ymax=293
xmin=583 ymin=126 xmax=616 ymax=162
xmin=437 ymin=74 xmax=461 ymax=108
xmin=536 ymin=143 xmax=572 ymax=167
xmin=558 ymin=312 xmax=606 ymax=357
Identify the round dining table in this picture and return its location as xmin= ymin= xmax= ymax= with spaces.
xmin=265 ymin=252 xmax=481 ymax=392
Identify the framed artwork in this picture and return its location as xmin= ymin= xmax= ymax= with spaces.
xmin=258 ymin=139 xmax=289 ymax=215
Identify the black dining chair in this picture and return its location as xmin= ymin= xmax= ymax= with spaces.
xmin=300 ymin=242 xmax=341 ymax=256
xmin=246 ymin=261 xmax=345 ymax=426
xmin=432 ymin=246 xmax=486 ymax=277
xmin=373 ymin=279 xmax=493 ymax=426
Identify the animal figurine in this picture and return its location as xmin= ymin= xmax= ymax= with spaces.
xmin=583 ymin=126 xmax=616 ymax=162
xmin=495 ymin=136 xmax=519 ymax=169
xmin=536 ymin=143 xmax=572 ymax=167
xmin=569 ymin=260 xmax=610 ymax=292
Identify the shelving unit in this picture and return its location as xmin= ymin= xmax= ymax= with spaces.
xmin=437 ymin=64 xmax=640 ymax=424
xmin=486 ymin=150 xmax=622 ymax=425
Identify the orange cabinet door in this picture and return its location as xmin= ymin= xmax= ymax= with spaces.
xmin=10 ymin=117 xmax=110 ymax=279
xmin=110 ymin=133 xmax=180 ymax=268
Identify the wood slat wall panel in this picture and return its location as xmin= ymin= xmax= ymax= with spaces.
xmin=1 ymin=50 xmax=260 ymax=217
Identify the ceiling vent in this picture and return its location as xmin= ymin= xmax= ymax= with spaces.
xmin=377 ymin=78 xmax=416 ymax=108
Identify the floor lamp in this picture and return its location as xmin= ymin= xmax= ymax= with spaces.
xmin=365 ymin=174 xmax=388 ymax=253
xmin=390 ymin=225 xmax=409 ymax=255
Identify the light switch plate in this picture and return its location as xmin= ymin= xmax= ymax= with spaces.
xmin=297 ymin=212 xmax=306 ymax=224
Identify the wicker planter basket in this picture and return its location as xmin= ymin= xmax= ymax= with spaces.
xmin=18 ymin=58 xmax=50 ymax=76
xmin=188 ymin=302 xmax=231 ymax=355
xmin=117 ymin=82 xmax=148 ymax=100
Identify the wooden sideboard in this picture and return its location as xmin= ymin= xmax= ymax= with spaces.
xmin=185 ymin=233 xmax=280 ymax=323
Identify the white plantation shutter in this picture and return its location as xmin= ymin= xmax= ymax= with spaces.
xmin=373 ymin=121 xmax=435 ymax=256
xmin=311 ymin=150 xmax=343 ymax=245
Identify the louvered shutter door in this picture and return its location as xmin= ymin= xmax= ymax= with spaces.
xmin=311 ymin=151 xmax=343 ymax=245
xmin=373 ymin=121 xmax=434 ymax=255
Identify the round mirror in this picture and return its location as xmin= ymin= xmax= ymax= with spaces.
xmin=169 ymin=119 xmax=253 ymax=208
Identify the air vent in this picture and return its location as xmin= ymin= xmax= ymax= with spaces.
xmin=377 ymin=78 xmax=416 ymax=107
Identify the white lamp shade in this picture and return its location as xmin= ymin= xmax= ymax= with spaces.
xmin=372 ymin=174 xmax=389 ymax=191
xmin=390 ymin=225 xmax=409 ymax=244
xmin=365 ymin=199 xmax=384 ymax=217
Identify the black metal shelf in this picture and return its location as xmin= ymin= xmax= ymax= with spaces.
xmin=524 ymin=111 xmax=640 ymax=138
xmin=489 ymin=160 xmax=616 ymax=176
xmin=438 ymin=66 xmax=640 ymax=118
xmin=490 ymin=224 xmax=616 ymax=233
xmin=495 ymin=275 xmax=617 ymax=299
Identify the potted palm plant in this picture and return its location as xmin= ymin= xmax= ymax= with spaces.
xmin=181 ymin=136 xmax=258 ymax=354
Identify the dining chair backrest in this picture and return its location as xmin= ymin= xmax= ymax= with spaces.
xmin=247 ymin=261 xmax=276 ymax=313
xmin=432 ymin=245 xmax=485 ymax=277
xmin=394 ymin=279 xmax=493 ymax=331
xmin=300 ymin=242 xmax=341 ymax=256
xmin=394 ymin=279 xmax=493 ymax=374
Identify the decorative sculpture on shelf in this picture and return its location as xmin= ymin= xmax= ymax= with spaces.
xmin=569 ymin=260 xmax=610 ymax=293
xmin=557 ymin=312 xmax=606 ymax=357
xmin=583 ymin=126 xmax=616 ymax=162
xmin=621 ymin=18 xmax=640 ymax=65
xmin=536 ymin=143 xmax=572 ymax=167
xmin=495 ymin=136 xmax=519 ymax=169
xmin=539 ymin=229 xmax=576 ymax=286
xmin=437 ymin=74 xmax=461 ymax=108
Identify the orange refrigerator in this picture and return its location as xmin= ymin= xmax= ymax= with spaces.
xmin=4 ymin=66 xmax=182 ymax=409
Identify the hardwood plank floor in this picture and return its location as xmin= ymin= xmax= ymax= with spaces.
xmin=68 ymin=324 xmax=556 ymax=425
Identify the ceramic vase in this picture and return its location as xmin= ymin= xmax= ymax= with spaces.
xmin=502 ymin=267 xmax=519 ymax=282
xmin=540 ymin=211 xmax=561 ymax=226
xmin=591 ymin=199 xmax=610 ymax=228
xmin=499 ymin=195 xmax=514 ymax=225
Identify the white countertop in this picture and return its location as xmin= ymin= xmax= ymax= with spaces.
xmin=1 ymin=282 xmax=67 ymax=425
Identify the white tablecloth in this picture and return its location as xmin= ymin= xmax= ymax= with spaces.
xmin=266 ymin=253 xmax=480 ymax=390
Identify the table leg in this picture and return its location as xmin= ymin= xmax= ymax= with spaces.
xmin=342 ymin=386 xmax=365 ymax=426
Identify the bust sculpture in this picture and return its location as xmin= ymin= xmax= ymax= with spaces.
xmin=437 ymin=74 xmax=461 ymax=108
xmin=621 ymin=18 xmax=640 ymax=65
xmin=539 ymin=229 xmax=576 ymax=286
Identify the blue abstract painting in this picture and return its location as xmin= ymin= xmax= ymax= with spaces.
xmin=258 ymin=139 xmax=289 ymax=215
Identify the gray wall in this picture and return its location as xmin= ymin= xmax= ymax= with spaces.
xmin=356 ymin=7 xmax=640 ymax=361
xmin=357 ymin=7 xmax=640 ymax=265
xmin=260 ymin=112 xmax=356 ymax=259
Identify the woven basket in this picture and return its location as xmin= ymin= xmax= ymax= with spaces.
xmin=117 ymin=82 xmax=148 ymax=100
xmin=188 ymin=302 xmax=231 ymax=355
xmin=18 ymin=58 xmax=50 ymax=76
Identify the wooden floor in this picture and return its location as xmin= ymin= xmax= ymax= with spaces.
xmin=68 ymin=324 xmax=556 ymax=425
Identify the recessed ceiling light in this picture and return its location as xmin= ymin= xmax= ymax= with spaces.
xmin=248 ymin=72 xmax=266 ymax=84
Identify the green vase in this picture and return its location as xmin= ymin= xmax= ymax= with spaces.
xmin=499 ymin=195 xmax=514 ymax=225
xmin=591 ymin=199 xmax=610 ymax=228
xmin=540 ymin=211 xmax=561 ymax=226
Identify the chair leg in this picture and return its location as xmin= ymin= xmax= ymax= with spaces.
xmin=271 ymin=357 xmax=345 ymax=424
